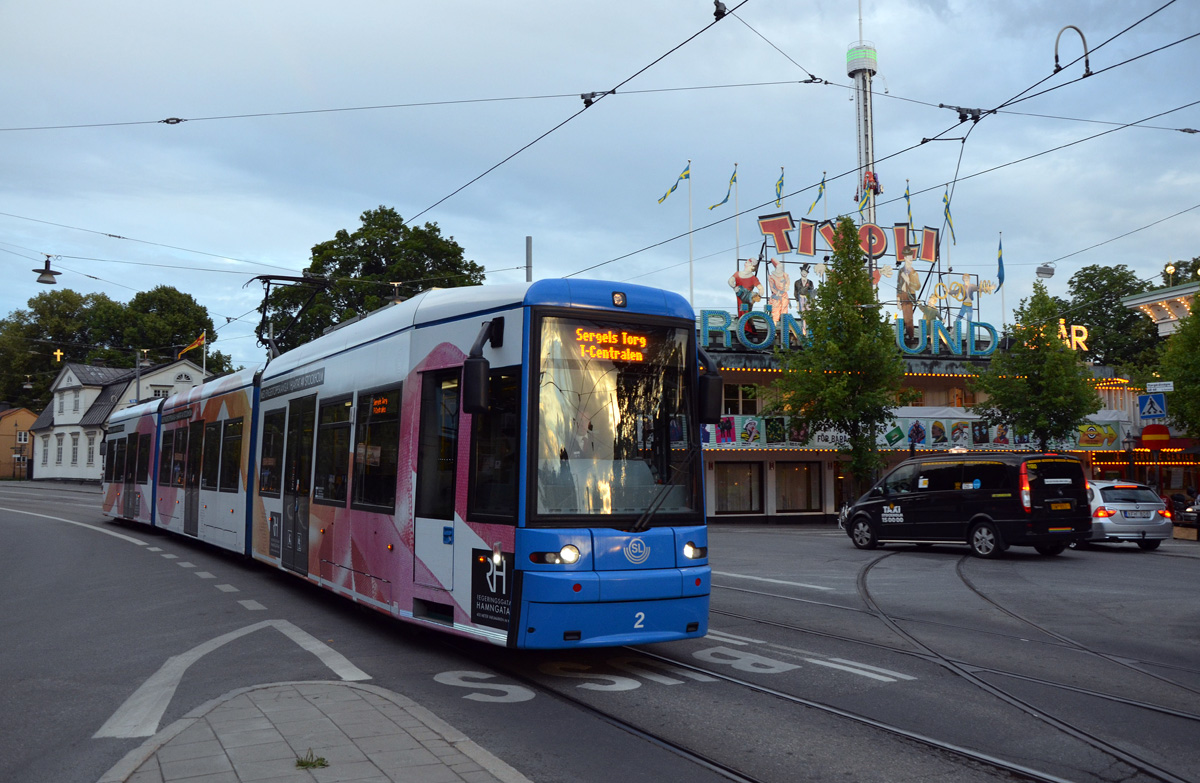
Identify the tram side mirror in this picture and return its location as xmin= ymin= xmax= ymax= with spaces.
xmin=698 ymin=373 xmax=722 ymax=425
xmin=462 ymin=356 xmax=490 ymax=415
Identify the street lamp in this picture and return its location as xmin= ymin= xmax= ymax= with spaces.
xmin=1036 ymin=262 xmax=1056 ymax=279
xmin=1166 ymin=264 xmax=1176 ymax=287
xmin=33 ymin=255 xmax=61 ymax=285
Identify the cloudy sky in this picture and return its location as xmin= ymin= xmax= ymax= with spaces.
xmin=2 ymin=0 xmax=1197 ymax=372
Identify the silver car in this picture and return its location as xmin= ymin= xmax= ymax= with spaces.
xmin=1081 ymin=480 xmax=1172 ymax=551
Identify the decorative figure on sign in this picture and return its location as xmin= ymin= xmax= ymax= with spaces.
xmin=956 ymin=273 xmax=979 ymax=323
xmin=729 ymin=257 xmax=764 ymax=317
xmin=896 ymin=250 xmax=920 ymax=342
xmin=793 ymin=263 xmax=814 ymax=334
xmin=765 ymin=258 xmax=790 ymax=327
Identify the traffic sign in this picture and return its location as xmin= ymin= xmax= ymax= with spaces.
xmin=1138 ymin=393 xmax=1167 ymax=419
xmin=1146 ymin=381 xmax=1174 ymax=393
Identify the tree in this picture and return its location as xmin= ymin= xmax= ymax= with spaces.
xmin=0 ymin=286 xmax=231 ymax=409
xmin=770 ymin=218 xmax=914 ymax=494
xmin=262 ymin=206 xmax=485 ymax=352
xmin=1158 ymin=312 xmax=1200 ymax=437
xmin=1065 ymin=264 xmax=1157 ymax=369
xmin=1161 ymin=256 xmax=1200 ymax=288
xmin=970 ymin=280 xmax=1102 ymax=450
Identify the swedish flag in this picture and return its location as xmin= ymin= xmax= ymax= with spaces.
xmin=806 ymin=173 xmax=825 ymax=215
xmin=943 ymin=188 xmax=956 ymax=244
xmin=658 ymin=162 xmax=691 ymax=204
xmin=904 ymin=181 xmax=913 ymax=227
xmin=857 ymin=189 xmax=870 ymax=216
xmin=774 ymin=167 xmax=784 ymax=207
xmin=708 ymin=165 xmax=737 ymax=210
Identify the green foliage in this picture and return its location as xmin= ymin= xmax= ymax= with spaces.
xmin=969 ymin=281 xmax=1101 ymax=450
xmin=1161 ymin=256 xmax=1200 ymax=288
xmin=1158 ymin=312 xmax=1200 ymax=437
xmin=0 ymin=286 xmax=231 ymax=409
xmin=262 ymin=206 xmax=485 ymax=352
xmin=771 ymin=218 xmax=913 ymax=493
xmin=1065 ymin=264 xmax=1157 ymax=368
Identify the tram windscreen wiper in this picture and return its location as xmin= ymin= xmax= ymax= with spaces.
xmin=630 ymin=440 xmax=699 ymax=533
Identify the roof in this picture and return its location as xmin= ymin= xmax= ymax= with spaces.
xmin=30 ymin=403 xmax=53 ymax=431
xmin=59 ymin=363 xmax=136 ymax=388
xmin=80 ymin=380 xmax=133 ymax=427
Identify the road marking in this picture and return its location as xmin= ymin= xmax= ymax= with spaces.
xmin=161 ymin=554 xmax=178 ymax=560
xmin=828 ymin=658 xmax=916 ymax=680
xmin=215 ymin=584 xmax=239 ymax=593
xmin=239 ymin=600 xmax=266 ymax=611
xmin=0 ymin=507 xmax=148 ymax=546
xmin=706 ymin=630 xmax=766 ymax=646
xmin=147 ymin=547 xmax=162 ymax=552
xmin=804 ymin=659 xmax=898 ymax=681
xmin=195 ymin=572 xmax=216 ymax=579
xmin=712 ymin=571 xmax=834 ymax=591
xmin=177 ymin=562 xmax=195 ymax=569
xmin=94 ymin=619 xmax=370 ymax=738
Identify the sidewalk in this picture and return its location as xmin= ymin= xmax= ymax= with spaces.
xmin=98 ymin=681 xmax=531 ymax=783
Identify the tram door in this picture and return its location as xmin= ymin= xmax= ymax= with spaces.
xmin=414 ymin=371 xmax=460 ymax=590
xmin=282 ymin=396 xmax=315 ymax=574
xmin=183 ymin=420 xmax=203 ymax=536
xmin=116 ymin=438 xmax=135 ymax=519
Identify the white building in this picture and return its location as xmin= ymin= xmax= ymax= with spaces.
xmin=30 ymin=359 xmax=208 ymax=482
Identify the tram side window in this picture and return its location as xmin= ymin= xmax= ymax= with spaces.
xmin=468 ymin=370 xmax=518 ymax=522
xmin=353 ymin=386 xmax=401 ymax=511
xmin=158 ymin=431 xmax=174 ymax=486
xmin=106 ymin=437 xmax=124 ymax=484
xmin=136 ymin=433 xmax=152 ymax=484
xmin=171 ymin=426 xmax=188 ymax=487
xmin=220 ymin=419 xmax=243 ymax=492
xmin=314 ymin=398 xmax=352 ymax=505
xmin=202 ymin=422 xmax=221 ymax=489
xmin=113 ymin=438 xmax=128 ymax=483
xmin=259 ymin=409 xmax=284 ymax=497
xmin=415 ymin=373 xmax=459 ymax=520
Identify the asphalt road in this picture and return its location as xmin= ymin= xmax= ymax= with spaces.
xmin=4 ymin=482 xmax=1200 ymax=783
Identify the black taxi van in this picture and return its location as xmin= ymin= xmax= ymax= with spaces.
xmin=844 ymin=453 xmax=1091 ymax=558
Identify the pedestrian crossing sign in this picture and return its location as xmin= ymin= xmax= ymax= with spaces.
xmin=1138 ymin=393 xmax=1166 ymax=419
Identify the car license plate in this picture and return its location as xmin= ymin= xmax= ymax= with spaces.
xmin=1050 ymin=502 xmax=1071 ymax=511
xmin=1124 ymin=510 xmax=1150 ymax=519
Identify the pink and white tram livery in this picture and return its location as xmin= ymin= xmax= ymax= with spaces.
xmin=102 ymin=279 xmax=722 ymax=649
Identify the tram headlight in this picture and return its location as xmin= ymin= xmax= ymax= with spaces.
xmin=530 ymin=544 xmax=581 ymax=565
xmin=682 ymin=541 xmax=707 ymax=559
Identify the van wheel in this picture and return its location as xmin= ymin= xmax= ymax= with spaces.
xmin=969 ymin=522 xmax=1006 ymax=558
xmin=850 ymin=518 xmax=878 ymax=550
xmin=1035 ymin=543 xmax=1066 ymax=556
xmin=1137 ymin=539 xmax=1162 ymax=551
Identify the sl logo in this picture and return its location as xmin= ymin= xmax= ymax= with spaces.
xmin=624 ymin=538 xmax=650 ymax=564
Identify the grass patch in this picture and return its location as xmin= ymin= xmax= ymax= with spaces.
xmin=296 ymin=749 xmax=329 ymax=770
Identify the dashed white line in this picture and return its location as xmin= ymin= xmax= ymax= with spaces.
xmin=239 ymin=600 xmax=266 ymax=611
xmin=146 ymin=547 xmax=162 ymax=552
xmin=712 ymin=571 xmax=834 ymax=591
xmin=195 ymin=572 xmax=216 ymax=579
xmin=177 ymin=562 xmax=195 ymax=569
xmin=215 ymin=584 xmax=239 ymax=593
xmin=161 ymin=553 xmax=177 ymax=560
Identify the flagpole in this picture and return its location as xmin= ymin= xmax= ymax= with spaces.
xmin=202 ymin=330 xmax=207 ymax=377
xmin=687 ymin=159 xmax=694 ymax=308
xmin=999 ymin=232 xmax=1006 ymax=332
xmin=733 ymin=162 xmax=740 ymax=261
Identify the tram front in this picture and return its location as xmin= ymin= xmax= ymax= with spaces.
xmin=512 ymin=295 xmax=719 ymax=648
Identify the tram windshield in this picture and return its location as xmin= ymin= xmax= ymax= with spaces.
xmin=534 ymin=315 xmax=699 ymax=522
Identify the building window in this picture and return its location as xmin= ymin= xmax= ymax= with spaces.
xmin=723 ymin=384 xmax=758 ymax=416
xmin=906 ymin=388 xmax=926 ymax=407
xmin=73 ymin=390 xmax=80 ymax=412
xmin=70 ymin=433 xmax=79 ymax=465
xmin=55 ymin=434 xmax=64 ymax=465
xmin=58 ymin=394 xmax=64 ymax=414
xmin=152 ymin=388 xmax=171 ymax=398
xmin=41 ymin=436 xmax=49 ymax=466
xmin=715 ymin=462 xmax=763 ymax=514
xmin=776 ymin=461 xmax=822 ymax=512
xmin=87 ymin=434 xmax=95 ymax=466
xmin=17 ymin=431 xmax=28 ymax=444
xmin=951 ymin=387 xmax=975 ymax=408
xmin=314 ymin=398 xmax=352 ymax=505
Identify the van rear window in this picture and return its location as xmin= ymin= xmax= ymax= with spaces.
xmin=1025 ymin=459 xmax=1083 ymax=485
xmin=960 ymin=461 xmax=1008 ymax=491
